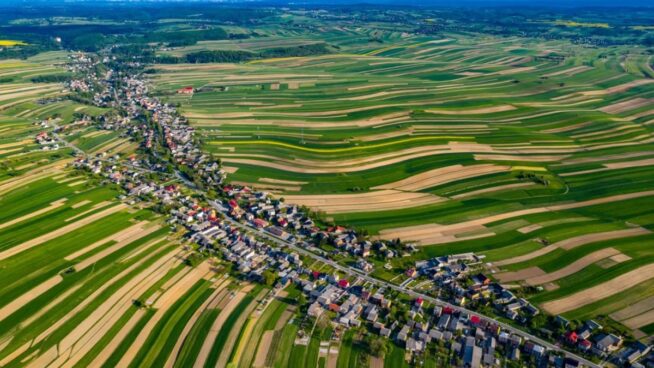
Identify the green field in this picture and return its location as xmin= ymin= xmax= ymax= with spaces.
xmin=1 ymin=4 xmax=654 ymax=366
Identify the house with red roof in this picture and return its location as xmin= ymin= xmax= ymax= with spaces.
xmin=253 ymin=218 xmax=268 ymax=228
xmin=415 ymin=297 xmax=424 ymax=307
xmin=565 ymin=331 xmax=578 ymax=344
xmin=177 ymin=86 xmax=194 ymax=94
xmin=338 ymin=279 xmax=350 ymax=288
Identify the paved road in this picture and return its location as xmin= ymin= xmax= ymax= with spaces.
xmin=207 ymin=200 xmax=601 ymax=368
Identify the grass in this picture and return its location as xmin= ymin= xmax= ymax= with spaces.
xmin=273 ymin=322 xmax=299 ymax=367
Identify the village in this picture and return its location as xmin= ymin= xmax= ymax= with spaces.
xmin=56 ymin=51 xmax=654 ymax=368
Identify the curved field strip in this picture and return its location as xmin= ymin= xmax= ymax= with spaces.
xmin=372 ymin=164 xmax=509 ymax=191
xmin=380 ymin=191 xmax=654 ymax=245
xmin=65 ymin=221 xmax=156 ymax=261
xmin=451 ymin=182 xmax=534 ymax=199
xmin=212 ymin=136 xmax=473 ymax=154
xmin=425 ymin=104 xmax=516 ymax=115
xmin=493 ymin=227 xmax=651 ymax=267
xmin=541 ymin=263 xmax=654 ymax=314
xmin=283 ymin=190 xmax=444 ymax=214
xmin=214 ymin=288 xmax=267 ymax=368
xmin=523 ymin=247 xmax=622 ymax=285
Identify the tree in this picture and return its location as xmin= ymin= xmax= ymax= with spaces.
xmin=297 ymin=293 xmax=307 ymax=306
xmin=185 ymin=252 xmax=204 ymax=267
xmin=262 ymin=269 xmax=276 ymax=286
xmin=365 ymin=335 xmax=389 ymax=358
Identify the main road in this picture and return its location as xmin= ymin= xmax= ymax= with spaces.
xmin=207 ymin=200 xmax=601 ymax=368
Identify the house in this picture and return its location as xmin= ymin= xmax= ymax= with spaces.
xmin=406 ymin=338 xmax=424 ymax=353
xmin=565 ymin=331 xmax=578 ymax=344
xmin=578 ymin=339 xmax=592 ymax=352
xmin=437 ymin=314 xmax=451 ymax=329
xmin=365 ymin=305 xmax=379 ymax=322
xmin=594 ymin=333 xmax=623 ymax=353
xmin=463 ymin=345 xmax=482 ymax=368
xmin=253 ymin=218 xmax=268 ymax=228
xmin=308 ymin=302 xmax=323 ymax=317
xmin=397 ymin=325 xmax=410 ymax=342
xmin=177 ymin=86 xmax=194 ymax=94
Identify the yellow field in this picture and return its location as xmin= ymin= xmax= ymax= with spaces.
xmin=0 ymin=40 xmax=27 ymax=47
xmin=209 ymin=136 xmax=474 ymax=154
xmin=553 ymin=20 xmax=610 ymax=28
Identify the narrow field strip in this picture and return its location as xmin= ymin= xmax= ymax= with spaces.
xmin=372 ymin=164 xmax=510 ymax=192
xmin=283 ymin=190 xmax=444 ymax=214
xmin=0 ymin=203 xmax=128 ymax=261
xmin=622 ymin=309 xmax=654 ymax=329
xmin=65 ymin=221 xmax=157 ymax=261
xmin=194 ymin=284 xmax=254 ymax=368
xmin=611 ymin=296 xmax=654 ymax=323
xmin=0 ymin=198 xmax=67 ymax=230
xmin=163 ymin=277 xmax=230 ymax=368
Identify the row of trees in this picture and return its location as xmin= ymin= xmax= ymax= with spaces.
xmin=154 ymin=43 xmax=334 ymax=65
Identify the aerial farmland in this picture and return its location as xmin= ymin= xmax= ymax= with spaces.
xmin=0 ymin=2 xmax=653 ymax=368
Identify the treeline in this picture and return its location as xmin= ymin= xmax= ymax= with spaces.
xmin=30 ymin=74 xmax=71 ymax=83
xmin=64 ymin=27 xmax=240 ymax=52
xmin=155 ymin=43 xmax=333 ymax=64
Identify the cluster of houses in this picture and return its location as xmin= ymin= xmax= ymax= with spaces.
xmin=299 ymin=269 xmax=584 ymax=367
xmin=35 ymin=131 xmax=60 ymax=150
